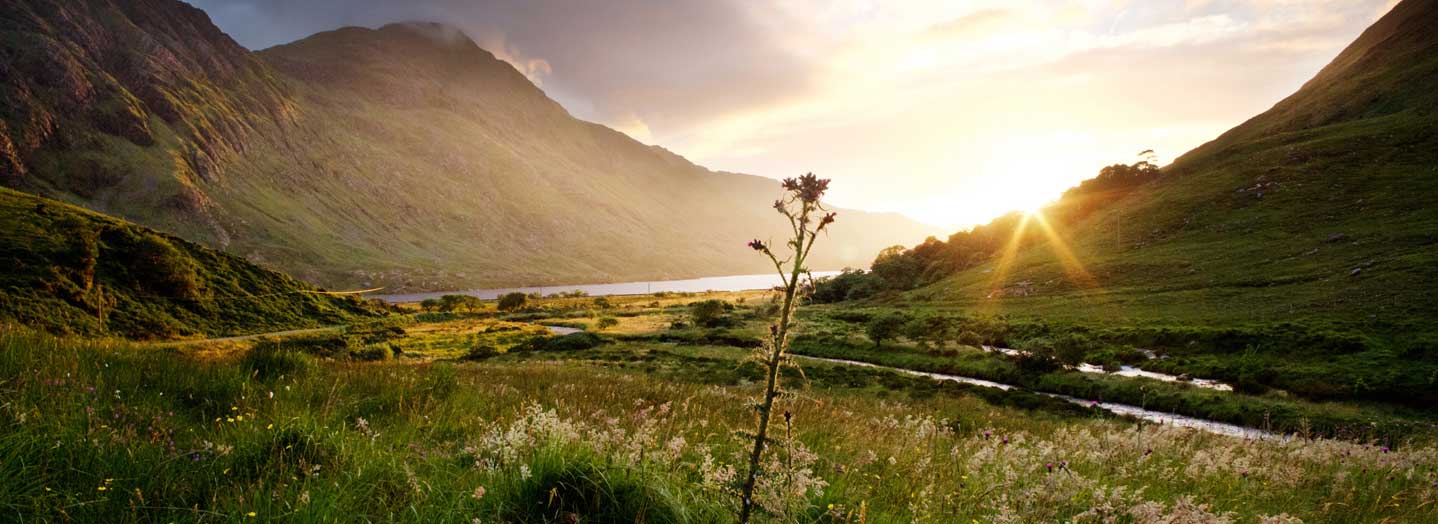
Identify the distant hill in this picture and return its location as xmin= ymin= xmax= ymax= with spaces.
xmin=0 ymin=187 xmax=380 ymax=339
xmin=838 ymin=0 xmax=1438 ymax=334
xmin=0 ymin=1 xmax=938 ymax=292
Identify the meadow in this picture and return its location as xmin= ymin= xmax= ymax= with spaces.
xmin=4 ymin=290 xmax=1437 ymax=523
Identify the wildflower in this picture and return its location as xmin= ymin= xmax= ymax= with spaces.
xmin=472 ymin=486 xmax=486 ymax=500
xmin=1046 ymin=462 xmax=1053 ymax=473
xmin=247 ymin=511 xmax=256 ymax=518
xmin=747 ymin=239 xmax=767 ymax=252
xmin=818 ymin=212 xmax=837 ymax=230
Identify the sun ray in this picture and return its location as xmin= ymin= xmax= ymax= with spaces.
xmin=983 ymin=212 xmax=1031 ymax=302
xmin=1029 ymin=210 xmax=1099 ymax=289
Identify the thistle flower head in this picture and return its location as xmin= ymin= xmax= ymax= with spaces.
xmin=748 ymin=239 xmax=768 ymax=252
xmin=781 ymin=173 xmax=831 ymax=204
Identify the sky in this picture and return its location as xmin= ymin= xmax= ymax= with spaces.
xmin=191 ymin=0 xmax=1398 ymax=229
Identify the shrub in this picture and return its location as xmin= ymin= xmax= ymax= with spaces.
xmin=596 ymin=316 xmax=619 ymax=331
xmin=865 ymin=312 xmax=908 ymax=348
xmin=958 ymin=330 xmax=984 ymax=347
xmin=350 ymin=343 xmax=394 ymax=361
xmin=515 ymin=332 xmax=605 ymax=352
xmin=463 ymin=344 xmax=501 ymax=361
xmin=128 ymin=233 xmax=204 ymax=301
xmin=547 ymin=332 xmax=603 ymax=351
xmin=689 ymin=299 xmax=731 ymax=328
xmin=497 ymin=292 xmax=528 ymax=312
xmin=240 ymin=345 xmax=311 ymax=381
xmin=437 ymin=294 xmax=484 ymax=312
xmin=1053 ymin=333 xmax=1099 ymax=367
xmin=593 ymin=297 xmax=613 ymax=309
xmin=1014 ymin=337 xmax=1061 ymax=374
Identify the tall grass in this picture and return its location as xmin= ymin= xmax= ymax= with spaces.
xmin=1 ymin=328 xmax=1435 ymax=523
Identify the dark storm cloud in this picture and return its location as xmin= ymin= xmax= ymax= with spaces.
xmin=187 ymin=0 xmax=821 ymax=137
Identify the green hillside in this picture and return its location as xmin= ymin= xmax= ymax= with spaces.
xmin=840 ymin=0 xmax=1438 ymax=334
xmin=811 ymin=0 xmax=1438 ymax=408
xmin=0 ymin=3 xmax=937 ymax=292
xmin=0 ymin=187 xmax=380 ymax=339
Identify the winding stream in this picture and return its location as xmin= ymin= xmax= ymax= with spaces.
xmin=982 ymin=345 xmax=1233 ymax=392
xmin=536 ymin=328 xmax=1265 ymax=438
xmin=795 ymin=355 xmax=1276 ymax=439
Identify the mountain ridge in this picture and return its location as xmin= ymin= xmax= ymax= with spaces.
xmin=0 ymin=1 xmax=939 ymax=292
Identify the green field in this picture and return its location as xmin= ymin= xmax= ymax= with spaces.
xmin=5 ymin=290 xmax=1437 ymax=523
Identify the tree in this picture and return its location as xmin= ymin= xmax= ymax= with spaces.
xmin=419 ymin=298 xmax=441 ymax=312
xmin=497 ymin=292 xmax=527 ymax=312
xmin=866 ymin=312 xmax=907 ymax=349
xmin=737 ymin=173 xmax=836 ymax=523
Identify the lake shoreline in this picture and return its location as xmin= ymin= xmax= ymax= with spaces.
xmin=369 ymin=271 xmax=843 ymax=303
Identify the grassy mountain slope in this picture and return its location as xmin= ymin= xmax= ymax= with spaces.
xmin=0 ymin=187 xmax=380 ymax=339
xmin=908 ymin=0 xmax=1438 ymax=335
xmin=0 ymin=3 xmax=938 ymax=292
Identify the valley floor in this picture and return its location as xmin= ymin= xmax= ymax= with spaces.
xmin=3 ymin=291 xmax=1437 ymax=523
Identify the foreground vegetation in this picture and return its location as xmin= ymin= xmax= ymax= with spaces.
xmin=5 ymin=286 xmax=1438 ymax=523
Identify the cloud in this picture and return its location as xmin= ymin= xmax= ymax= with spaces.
xmin=189 ymin=0 xmax=1395 ymax=228
xmin=923 ymin=8 xmax=1019 ymax=40
xmin=191 ymin=0 xmax=823 ymax=138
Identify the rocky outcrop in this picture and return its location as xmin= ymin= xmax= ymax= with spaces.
xmin=0 ymin=0 xmax=292 ymax=186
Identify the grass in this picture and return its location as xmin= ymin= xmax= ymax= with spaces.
xmin=0 ymin=188 xmax=384 ymax=339
xmin=4 ymin=321 xmax=1437 ymax=523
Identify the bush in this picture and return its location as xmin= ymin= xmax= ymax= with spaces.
xmin=689 ymin=299 xmax=732 ymax=328
xmin=128 ymin=233 xmax=204 ymax=301
xmin=958 ymin=330 xmax=984 ymax=347
xmin=435 ymin=294 xmax=484 ymax=313
xmin=463 ymin=344 xmax=501 ymax=360
xmin=1013 ymin=337 xmax=1061 ymax=374
xmin=240 ymin=345 xmax=312 ymax=381
xmin=547 ymin=332 xmax=603 ymax=351
xmin=596 ymin=316 xmax=619 ymax=330
xmin=351 ymin=343 xmax=395 ymax=361
xmin=1053 ymin=333 xmax=1099 ymax=367
xmin=593 ymin=297 xmax=613 ymax=309
xmin=497 ymin=292 xmax=528 ymax=312
xmin=515 ymin=332 xmax=605 ymax=352
xmin=865 ymin=312 xmax=908 ymax=348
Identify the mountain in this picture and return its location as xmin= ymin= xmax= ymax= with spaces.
xmin=849 ymin=0 xmax=1438 ymax=333
xmin=0 ymin=1 xmax=938 ymax=292
xmin=0 ymin=187 xmax=380 ymax=339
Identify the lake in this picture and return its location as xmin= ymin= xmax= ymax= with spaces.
xmin=369 ymin=271 xmax=843 ymax=303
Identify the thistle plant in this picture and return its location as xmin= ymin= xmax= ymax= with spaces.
xmin=738 ymin=173 xmax=836 ymax=523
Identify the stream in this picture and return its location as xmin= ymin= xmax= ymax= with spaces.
xmin=981 ymin=345 xmax=1232 ymax=391
xmin=795 ymin=354 xmax=1275 ymax=439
